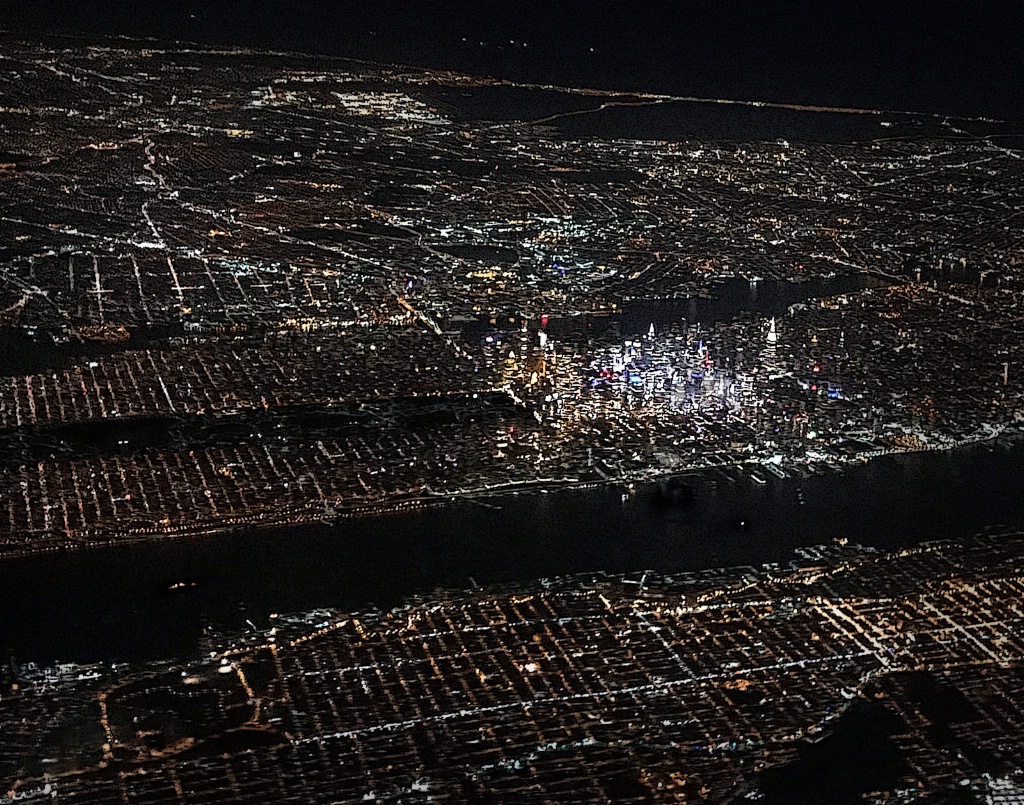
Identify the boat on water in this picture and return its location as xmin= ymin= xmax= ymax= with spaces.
xmin=749 ymin=471 xmax=767 ymax=485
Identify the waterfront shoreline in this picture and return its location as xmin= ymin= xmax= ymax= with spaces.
xmin=2 ymin=422 xmax=1019 ymax=563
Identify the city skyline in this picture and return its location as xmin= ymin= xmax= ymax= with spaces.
xmin=2 ymin=9 xmax=1024 ymax=802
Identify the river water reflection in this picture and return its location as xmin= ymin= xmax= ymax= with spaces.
xmin=2 ymin=437 xmax=1023 ymax=665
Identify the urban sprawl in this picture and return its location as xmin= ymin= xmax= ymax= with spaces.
xmin=0 ymin=38 xmax=1021 ymax=555
xmin=2 ymin=34 xmax=1024 ymax=804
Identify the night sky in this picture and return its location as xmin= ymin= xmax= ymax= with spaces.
xmin=4 ymin=1 xmax=1023 ymax=119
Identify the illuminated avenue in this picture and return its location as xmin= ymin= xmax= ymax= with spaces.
xmin=2 ymin=30 xmax=1024 ymax=803
xmin=4 ymin=530 xmax=1024 ymax=802
xmin=0 ymin=37 xmax=1023 ymax=555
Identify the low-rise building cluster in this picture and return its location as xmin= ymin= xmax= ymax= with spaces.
xmin=3 ymin=529 xmax=1023 ymax=802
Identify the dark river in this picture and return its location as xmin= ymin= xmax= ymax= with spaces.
xmin=0 ymin=270 xmax=1015 ymax=666
xmin=620 ymin=273 xmax=891 ymax=333
xmin=2 ymin=436 xmax=1023 ymax=665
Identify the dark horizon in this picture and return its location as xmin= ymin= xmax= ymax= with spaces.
xmin=2 ymin=12 xmax=1024 ymax=801
xmin=4 ymin=1 xmax=1024 ymax=120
